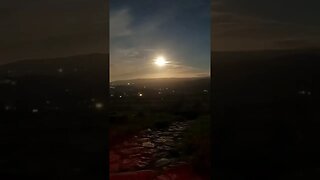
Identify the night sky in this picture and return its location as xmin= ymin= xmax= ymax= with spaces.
xmin=213 ymin=0 xmax=320 ymax=51
xmin=0 ymin=0 xmax=107 ymax=65
xmin=1 ymin=1 xmax=319 ymax=69
xmin=110 ymin=0 xmax=211 ymax=81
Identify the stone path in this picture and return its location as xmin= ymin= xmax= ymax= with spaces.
xmin=109 ymin=120 xmax=193 ymax=174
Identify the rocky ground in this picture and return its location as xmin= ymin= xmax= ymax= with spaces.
xmin=109 ymin=120 xmax=207 ymax=180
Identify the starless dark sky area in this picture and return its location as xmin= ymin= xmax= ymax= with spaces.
xmin=110 ymin=0 xmax=211 ymax=81
xmin=213 ymin=0 xmax=320 ymax=51
xmin=0 ymin=0 xmax=107 ymax=65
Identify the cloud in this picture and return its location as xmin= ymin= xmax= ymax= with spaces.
xmin=212 ymin=0 xmax=320 ymax=51
xmin=110 ymin=9 xmax=133 ymax=38
xmin=275 ymin=38 xmax=320 ymax=49
xmin=111 ymin=61 xmax=209 ymax=81
xmin=0 ymin=0 xmax=108 ymax=63
xmin=110 ymin=8 xmax=209 ymax=81
xmin=109 ymin=0 xmax=211 ymax=81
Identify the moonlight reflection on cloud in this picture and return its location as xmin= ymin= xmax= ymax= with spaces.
xmin=110 ymin=0 xmax=210 ymax=81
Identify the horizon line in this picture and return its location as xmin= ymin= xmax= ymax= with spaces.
xmin=110 ymin=75 xmax=210 ymax=83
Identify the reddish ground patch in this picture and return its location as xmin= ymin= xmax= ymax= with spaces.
xmin=110 ymin=170 xmax=157 ymax=180
xmin=155 ymin=164 xmax=205 ymax=180
xmin=110 ymin=164 xmax=208 ymax=180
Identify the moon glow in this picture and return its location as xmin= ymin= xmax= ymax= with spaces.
xmin=154 ymin=56 xmax=168 ymax=67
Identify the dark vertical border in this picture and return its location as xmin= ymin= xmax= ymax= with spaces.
xmin=105 ymin=0 xmax=110 ymax=179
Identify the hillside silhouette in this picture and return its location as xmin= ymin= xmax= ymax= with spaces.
xmin=0 ymin=54 xmax=109 ymax=179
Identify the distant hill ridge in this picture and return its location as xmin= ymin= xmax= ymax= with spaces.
xmin=0 ymin=53 xmax=109 ymax=78
xmin=111 ymin=76 xmax=210 ymax=84
xmin=110 ymin=77 xmax=210 ymax=92
xmin=0 ymin=53 xmax=110 ymax=101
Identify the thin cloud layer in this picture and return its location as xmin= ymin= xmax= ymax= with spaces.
xmin=110 ymin=9 xmax=133 ymax=38
xmin=212 ymin=0 xmax=320 ymax=51
xmin=110 ymin=1 xmax=210 ymax=81
xmin=0 ymin=0 xmax=108 ymax=64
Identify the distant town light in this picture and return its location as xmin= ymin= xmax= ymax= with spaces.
xmin=57 ymin=68 xmax=64 ymax=73
xmin=32 ymin=109 xmax=39 ymax=113
xmin=5 ymin=105 xmax=10 ymax=111
xmin=119 ymin=95 xmax=122 ymax=98
xmin=95 ymin=103 xmax=104 ymax=109
xmin=298 ymin=90 xmax=312 ymax=96
xmin=138 ymin=93 xmax=143 ymax=97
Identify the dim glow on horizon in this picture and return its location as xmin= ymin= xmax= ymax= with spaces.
xmin=154 ymin=56 xmax=168 ymax=67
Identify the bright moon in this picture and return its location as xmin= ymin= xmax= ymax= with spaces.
xmin=154 ymin=56 xmax=168 ymax=67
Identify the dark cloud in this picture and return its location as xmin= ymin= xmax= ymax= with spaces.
xmin=0 ymin=0 xmax=108 ymax=64
xmin=275 ymin=38 xmax=320 ymax=49
xmin=213 ymin=0 xmax=320 ymax=51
